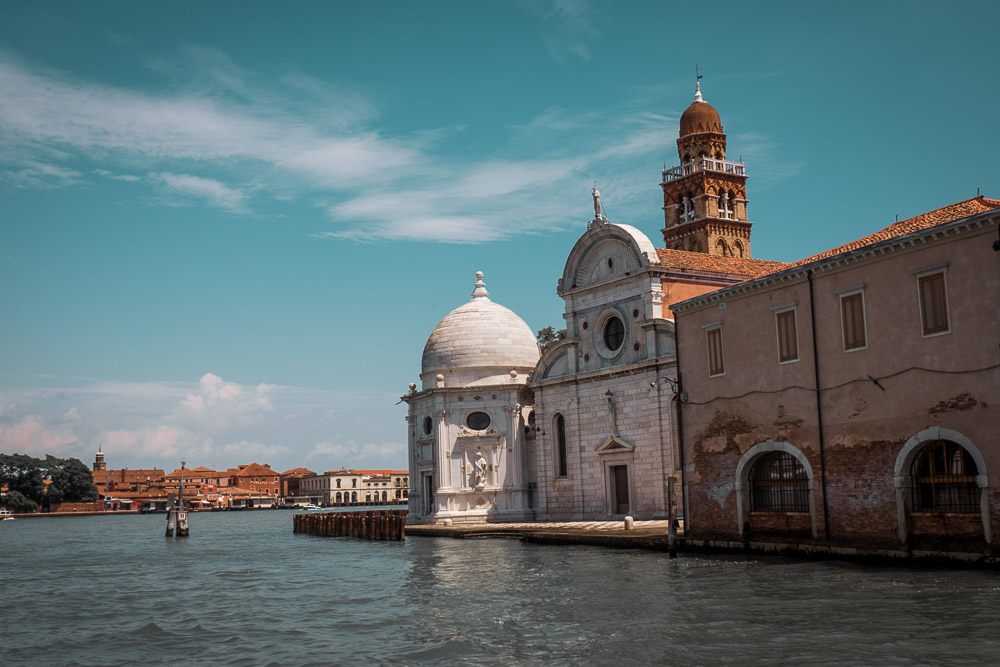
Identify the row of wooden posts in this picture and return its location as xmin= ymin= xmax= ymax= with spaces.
xmin=293 ymin=510 xmax=406 ymax=540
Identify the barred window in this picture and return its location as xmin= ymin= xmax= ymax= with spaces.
xmin=749 ymin=451 xmax=809 ymax=512
xmin=706 ymin=326 xmax=725 ymax=376
xmin=912 ymin=440 xmax=979 ymax=513
xmin=555 ymin=414 xmax=568 ymax=477
xmin=841 ymin=292 xmax=867 ymax=351
xmin=918 ymin=273 xmax=949 ymax=336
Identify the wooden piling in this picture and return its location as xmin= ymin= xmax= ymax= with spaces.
xmin=292 ymin=510 xmax=406 ymax=540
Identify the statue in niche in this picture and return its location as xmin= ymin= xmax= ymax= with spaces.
xmin=473 ymin=451 xmax=487 ymax=488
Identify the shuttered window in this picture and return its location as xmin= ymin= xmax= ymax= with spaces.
xmin=707 ymin=327 xmax=725 ymax=376
xmin=840 ymin=293 xmax=866 ymax=351
xmin=918 ymin=272 xmax=949 ymax=335
xmin=776 ymin=309 xmax=798 ymax=363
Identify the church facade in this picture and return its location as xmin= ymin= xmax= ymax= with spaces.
xmin=405 ymin=83 xmax=785 ymax=524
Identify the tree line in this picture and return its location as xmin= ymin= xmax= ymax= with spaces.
xmin=0 ymin=453 xmax=98 ymax=513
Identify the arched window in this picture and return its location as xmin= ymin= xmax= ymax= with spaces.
xmin=382 ymin=491 xmax=388 ymax=501
xmin=715 ymin=238 xmax=731 ymax=257
xmin=912 ymin=440 xmax=979 ymax=513
xmin=352 ymin=479 xmax=357 ymax=488
xmin=555 ymin=414 xmax=568 ymax=477
xmin=336 ymin=492 xmax=342 ymax=503
xmin=749 ymin=451 xmax=809 ymax=512
xmin=351 ymin=491 xmax=357 ymax=503
xmin=733 ymin=240 xmax=744 ymax=258
xmin=336 ymin=479 xmax=341 ymax=488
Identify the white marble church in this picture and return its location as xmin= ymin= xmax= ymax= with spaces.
xmin=404 ymin=83 xmax=784 ymax=524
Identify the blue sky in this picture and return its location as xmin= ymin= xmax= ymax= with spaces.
xmin=2 ymin=1 xmax=998 ymax=473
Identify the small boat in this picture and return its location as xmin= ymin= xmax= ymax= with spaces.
xmin=301 ymin=504 xmax=323 ymax=511
xmin=0 ymin=509 xmax=15 ymax=521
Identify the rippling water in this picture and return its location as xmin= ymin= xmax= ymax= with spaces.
xmin=2 ymin=511 xmax=999 ymax=665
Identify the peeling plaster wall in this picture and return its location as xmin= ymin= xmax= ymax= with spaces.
xmin=675 ymin=222 xmax=1000 ymax=553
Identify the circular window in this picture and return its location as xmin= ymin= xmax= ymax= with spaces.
xmin=466 ymin=411 xmax=491 ymax=430
xmin=423 ymin=416 xmax=432 ymax=435
xmin=603 ymin=316 xmax=625 ymax=352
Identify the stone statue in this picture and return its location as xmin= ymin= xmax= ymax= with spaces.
xmin=474 ymin=451 xmax=487 ymax=487
xmin=593 ymin=185 xmax=603 ymax=220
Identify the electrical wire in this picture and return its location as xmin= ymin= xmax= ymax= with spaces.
xmin=683 ymin=361 xmax=1000 ymax=406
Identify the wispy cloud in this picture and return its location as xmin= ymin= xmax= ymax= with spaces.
xmin=93 ymin=168 xmax=139 ymax=182
xmin=0 ymin=47 xmax=787 ymax=243
xmin=157 ymin=172 xmax=248 ymax=213
xmin=515 ymin=0 xmax=603 ymax=62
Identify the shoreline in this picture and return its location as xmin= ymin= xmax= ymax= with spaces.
xmin=406 ymin=521 xmax=1000 ymax=570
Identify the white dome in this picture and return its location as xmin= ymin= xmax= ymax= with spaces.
xmin=421 ymin=272 xmax=540 ymax=388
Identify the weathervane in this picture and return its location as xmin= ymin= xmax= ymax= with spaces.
xmin=694 ymin=63 xmax=703 ymax=80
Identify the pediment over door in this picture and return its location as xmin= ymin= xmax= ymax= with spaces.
xmin=595 ymin=435 xmax=635 ymax=454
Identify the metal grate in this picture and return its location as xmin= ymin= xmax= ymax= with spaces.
xmin=749 ymin=451 xmax=809 ymax=512
xmin=912 ymin=440 xmax=979 ymax=513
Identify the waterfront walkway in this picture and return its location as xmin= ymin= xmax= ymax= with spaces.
xmin=407 ymin=519 xmax=681 ymax=550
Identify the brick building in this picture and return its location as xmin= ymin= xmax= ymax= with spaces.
xmin=671 ymin=197 xmax=1000 ymax=557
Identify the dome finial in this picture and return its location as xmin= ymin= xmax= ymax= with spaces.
xmin=471 ymin=271 xmax=490 ymax=299
xmin=694 ymin=80 xmax=703 ymax=103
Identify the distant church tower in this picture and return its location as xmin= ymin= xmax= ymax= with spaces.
xmin=660 ymin=81 xmax=752 ymax=258
xmin=93 ymin=446 xmax=106 ymax=472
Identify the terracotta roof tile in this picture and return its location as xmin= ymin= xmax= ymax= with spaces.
xmin=792 ymin=196 xmax=1000 ymax=267
xmin=655 ymin=248 xmax=790 ymax=278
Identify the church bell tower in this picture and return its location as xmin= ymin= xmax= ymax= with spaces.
xmin=660 ymin=81 xmax=753 ymax=258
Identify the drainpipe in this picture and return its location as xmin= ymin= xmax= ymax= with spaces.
xmin=807 ymin=269 xmax=831 ymax=540
xmin=674 ymin=321 xmax=688 ymax=531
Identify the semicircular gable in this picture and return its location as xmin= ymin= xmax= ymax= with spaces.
xmin=560 ymin=224 xmax=659 ymax=291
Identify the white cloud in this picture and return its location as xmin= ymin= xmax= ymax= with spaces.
xmin=223 ymin=440 xmax=290 ymax=459
xmin=0 ymin=374 xmax=405 ymax=471
xmin=0 ymin=160 xmax=82 ymax=189
xmin=308 ymin=440 xmax=405 ymax=465
xmin=0 ymin=415 xmax=77 ymax=454
xmin=93 ymin=168 xmax=139 ymax=182
xmin=178 ymin=373 xmax=274 ymax=429
xmin=156 ymin=172 xmax=248 ymax=213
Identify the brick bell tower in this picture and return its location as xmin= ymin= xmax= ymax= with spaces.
xmin=660 ymin=81 xmax=752 ymax=257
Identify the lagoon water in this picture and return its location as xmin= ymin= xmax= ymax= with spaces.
xmin=2 ymin=510 xmax=999 ymax=666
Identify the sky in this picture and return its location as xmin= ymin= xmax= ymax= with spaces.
xmin=2 ymin=0 xmax=998 ymax=474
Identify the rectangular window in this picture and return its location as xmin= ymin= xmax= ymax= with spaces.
xmin=775 ymin=309 xmax=799 ymax=363
xmin=706 ymin=326 xmax=725 ymax=376
xmin=840 ymin=292 xmax=867 ymax=351
xmin=918 ymin=272 xmax=949 ymax=336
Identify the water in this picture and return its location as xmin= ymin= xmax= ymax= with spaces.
xmin=2 ymin=511 xmax=999 ymax=666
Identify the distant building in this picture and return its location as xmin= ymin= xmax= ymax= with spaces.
xmin=228 ymin=462 xmax=282 ymax=500
xmin=299 ymin=469 xmax=408 ymax=506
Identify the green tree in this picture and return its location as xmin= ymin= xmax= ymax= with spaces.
xmin=3 ymin=489 xmax=38 ymax=513
xmin=536 ymin=326 xmax=567 ymax=353
xmin=46 ymin=455 xmax=98 ymax=502
xmin=0 ymin=453 xmax=47 ymax=502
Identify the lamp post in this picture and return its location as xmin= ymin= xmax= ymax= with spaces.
xmin=651 ymin=376 xmax=683 ymax=557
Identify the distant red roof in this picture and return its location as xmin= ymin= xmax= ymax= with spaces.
xmin=281 ymin=467 xmax=316 ymax=477
xmin=354 ymin=469 xmax=408 ymax=477
xmin=656 ymin=248 xmax=789 ymax=278
xmin=232 ymin=462 xmax=279 ymax=477
xmin=793 ymin=196 xmax=1000 ymax=267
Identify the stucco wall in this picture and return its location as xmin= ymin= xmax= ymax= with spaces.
xmin=676 ymin=220 xmax=999 ymax=553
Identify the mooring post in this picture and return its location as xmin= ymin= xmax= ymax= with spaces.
xmin=667 ymin=477 xmax=678 ymax=558
xmin=165 ymin=507 xmax=175 ymax=537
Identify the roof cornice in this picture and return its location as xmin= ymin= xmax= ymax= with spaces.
xmin=670 ymin=208 xmax=1000 ymax=314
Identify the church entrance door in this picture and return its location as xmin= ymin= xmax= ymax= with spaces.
xmin=423 ymin=473 xmax=435 ymax=515
xmin=612 ymin=465 xmax=629 ymax=514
